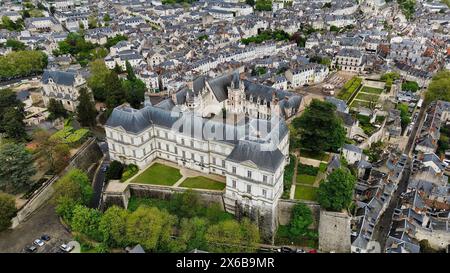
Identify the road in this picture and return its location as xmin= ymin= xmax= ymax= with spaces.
xmin=370 ymin=103 xmax=426 ymax=251
xmin=89 ymin=141 xmax=110 ymax=209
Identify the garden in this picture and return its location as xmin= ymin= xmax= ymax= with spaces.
xmin=337 ymin=76 xmax=362 ymax=102
xmin=131 ymin=162 xmax=182 ymax=186
xmin=179 ymin=176 xmax=225 ymax=191
xmin=294 ymin=163 xmax=327 ymax=202
xmin=50 ymin=123 xmax=90 ymax=147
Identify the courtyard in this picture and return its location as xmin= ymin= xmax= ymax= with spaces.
xmin=129 ymin=160 xmax=226 ymax=191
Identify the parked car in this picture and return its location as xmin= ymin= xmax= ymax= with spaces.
xmin=41 ymin=235 xmax=51 ymax=241
xmin=279 ymin=246 xmax=295 ymax=253
xmin=296 ymin=249 xmax=306 ymax=253
xmin=33 ymin=239 xmax=44 ymax=247
xmin=60 ymin=244 xmax=74 ymax=253
xmin=25 ymin=245 xmax=37 ymax=253
xmin=308 ymin=249 xmax=317 ymax=253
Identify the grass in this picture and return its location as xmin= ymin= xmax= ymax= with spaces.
xmin=319 ymin=163 xmax=327 ymax=173
xmin=294 ymin=185 xmax=318 ymax=201
xmin=355 ymin=92 xmax=379 ymax=102
xmin=356 ymin=114 xmax=377 ymax=136
xmin=180 ymin=176 xmax=225 ymax=190
xmin=337 ymin=76 xmax=362 ymax=102
xmin=131 ymin=163 xmax=182 ymax=186
xmin=299 ymin=149 xmax=330 ymax=161
xmin=282 ymin=154 xmax=296 ymax=199
xmin=296 ymin=174 xmax=316 ymax=185
xmin=350 ymin=99 xmax=373 ymax=109
xmin=361 ymin=86 xmax=383 ymax=94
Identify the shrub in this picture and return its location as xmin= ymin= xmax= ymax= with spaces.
xmin=120 ymin=164 xmax=139 ymax=182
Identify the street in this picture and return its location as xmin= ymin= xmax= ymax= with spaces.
xmin=90 ymin=141 xmax=110 ymax=209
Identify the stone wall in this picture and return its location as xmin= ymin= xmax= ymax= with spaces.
xmin=278 ymin=199 xmax=321 ymax=229
xmin=11 ymin=138 xmax=102 ymax=227
xmin=318 ymin=210 xmax=351 ymax=253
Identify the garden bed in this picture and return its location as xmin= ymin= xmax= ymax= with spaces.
xmin=131 ymin=163 xmax=182 ymax=186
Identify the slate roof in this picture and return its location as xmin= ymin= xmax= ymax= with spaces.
xmin=42 ymin=70 xmax=76 ymax=86
xmin=226 ymin=139 xmax=284 ymax=172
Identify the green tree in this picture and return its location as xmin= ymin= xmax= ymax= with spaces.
xmin=255 ymin=0 xmax=272 ymax=11
xmin=87 ymin=59 xmax=111 ymax=101
xmin=106 ymin=160 xmax=124 ymax=180
xmin=205 ymin=219 xmax=259 ymax=253
xmin=171 ymin=189 xmax=201 ymax=218
xmin=99 ymin=206 xmax=129 ymax=247
xmin=246 ymin=0 xmax=255 ymax=6
xmin=397 ymin=103 xmax=411 ymax=130
xmin=71 ymin=205 xmax=103 ymax=241
xmin=178 ymin=217 xmax=209 ymax=252
xmin=33 ymin=129 xmax=70 ymax=173
xmin=126 ymin=206 xmax=175 ymax=251
xmin=401 ymin=81 xmax=419 ymax=92
xmin=425 ymin=70 xmax=450 ymax=104
xmin=318 ymin=168 xmax=356 ymax=212
xmin=105 ymin=71 xmax=127 ymax=110
xmin=123 ymin=78 xmax=146 ymax=109
xmin=0 ymin=143 xmax=36 ymax=194
xmin=1 ymin=107 xmax=27 ymax=140
xmin=125 ymin=61 xmax=136 ymax=81
xmin=0 ymin=50 xmax=47 ymax=79
xmin=76 ymin=87 xmax=97 ymax=127
xmin=52 ymin=169 xmax=93 ymax=207
xmin=287 ymin=203 xmax=312 ymax=240
xmin=0 ymin=192 xmax=17 ymax=231
xmin=5 ymin=39 xmax=26 ymax=51
xmin=103 ymin=14 xmax=111 ymax=22
xmin=292 ymin=99 xmax=346 ymax=153
xmin=47 ymin=98 xmax=68 ymax=121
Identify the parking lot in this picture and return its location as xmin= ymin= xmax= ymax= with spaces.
xmin=0 ymin=203 xmax=73 ymax=253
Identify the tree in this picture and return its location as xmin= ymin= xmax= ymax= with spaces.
xmin=71 ymin=204 xmax=103 ymax=241
xmin=0 ymin=143 xmax=36 ymax=194
xmin=255 ymin=0 xmax=272 ymax=11
xmin=397 ymin=103 xmax=411 ymax=131
xmin=205 ymin=219 xmax=259 ymax=253
xmin=0 ymin=50 xmax=48 ymax=79
xmin=171 ymin=189 xmax=201 ymax=218
xmin=87 ymin=59 xmax=111 ymax=101
xmin=125 ymin=61 xmax=136 ymax=81
xmin=287 ymin=203 xmax=313 ymax=240
xmin=0 ymin=192 xmax=16 ymax=231
xmin=292 ymin=99 xmax=346 ymax=153
xmin=105 ymin=71 xmax=127 ymax=110
xmin=106 ymin=160 xmax=124 ymax=180
xmin=5 ymin=39 xmax=26 ymax=51
xmin=47 ymin=98 xmax=68 ymax=121
xmin=76 ymin=87 xmax=97 ymax=127
xmin=52 ymin=169 xmax=93 ymax=207
xmin=122 ymin=78 xmax=146 ymax=109
xmin=99 ymin=206 xmax=130 ymax=247
xmin=33 ymin=129 xmax=70 ymax=173
xmin=425 ymin=70 xmax=450 ymax=104
xmin=126 ymin=206 xmax=176 ymax=251
xmin=245 ymin=0 xmax=255 ymax=6
xmin=318 ymin=168 xmax=356 ymax=212
xmin=401 ymin=81 xmax=419 ymax=92
xmin=103 ymin=14 xmax=111 ymax=22
xmin=1 ymin=107 xmax=27 ymax=140
xmin=178 ymin=217 xmax=209 ymax=252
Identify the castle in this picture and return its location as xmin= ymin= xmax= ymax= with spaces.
xmin=104 ymin=71 xmax=303 ymax=241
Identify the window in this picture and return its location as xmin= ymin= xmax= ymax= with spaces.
xmin=165 ymin=132 xmax=168 ymax=139
xmin=191 ymin=153 xmax=194 ymax=160
xmin=212 ymin=157 xmax=216 ymax=165
xmin=166 ymin=144 xmax=169 ymax=151
xmin=158 ymin=142 xmax=161 ymax=149
xmin=232 ymin=180 xmax=236 ymax=189
xmin=174 ymin=146 xmax=178 ymax=154
xmin=200 ymin=156 xmax=204 ymax=164
xmin=247 ymin=185 xmax=251 ymax=194
xmin=190 ymin=141 xmax=194 ymax=147
xmin=263 ymin=175 xmax=267 ymax=183
xmin=182 ymin=151 xmax=186 ymax=158
xmin=181 ymin=139 xmax=185 ymax=146
xmin=262 ymin=189 xmax=267 ymax=198
xmin=247 ymin=171 xmax=252 ymax=178
xmin=222 ymin=161 xmax=225 ymax=168
xmin=232 ymin=166 xmax=236 ymax=174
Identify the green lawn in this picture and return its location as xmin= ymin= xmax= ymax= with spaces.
xmin=131 ymin=163 xmax=182 ymax=186
xmin=296 ymin=174 xmax=316 ymax=185
xmin=319 ymin=163 xmax=327 ymax=172
xmin=180 ymin=176 xmax=225 ymax=190
xmin=294 ymin=185 xmax=318 ymax=201
xmin=299 ymin=149 xmax=330 ymax=161
xmin=355 ymin=92 xmax=379 ymax=102
xmin=361 ymin=86 xmax=383 ymax=94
